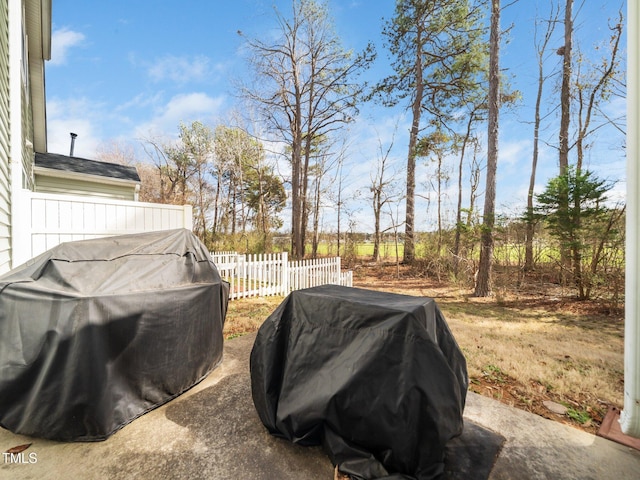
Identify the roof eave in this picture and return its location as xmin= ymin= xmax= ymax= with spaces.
xmin=34 ymin=165 xmax=141 ymax=189
xmin=26 ymin=0 xmax=52 ymax=153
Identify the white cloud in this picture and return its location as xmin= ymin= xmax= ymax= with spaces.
xmin=46 ymin=97 xmax=103 ymax=157
xmin=134 ymin=92 xmax=226 ymax=139
xmin=50 ymin=28 xmax=86 ymax=66
xmin=46 ymin=91 xmax=228 ymax=161
xmin=147 ymin=55 xmax=218 ymax=84
xmin=115 ymin=92 xmax=165 ymax=113
xmin=499 ymin=137 xmax=532 ymax=168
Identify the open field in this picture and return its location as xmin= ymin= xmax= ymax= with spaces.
xmin=224 ymin=264 xmax=624 ymax=434
xmin=306 ymin=242 xmax=404 ymax=260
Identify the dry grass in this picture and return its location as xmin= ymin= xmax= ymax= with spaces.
xmin=223 ymin=296 xmax=282 ymax=339
xmin=223 ymin=265 xmax=624 ymax=433
xmin=451 ymin=302 xmax=622 ymax=404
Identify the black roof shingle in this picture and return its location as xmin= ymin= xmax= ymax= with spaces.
xmin=35 ymin=152 xmax=140 ymax=182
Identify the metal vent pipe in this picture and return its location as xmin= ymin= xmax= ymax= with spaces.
xmin=69 ymin=132 xmax=77 ymax=156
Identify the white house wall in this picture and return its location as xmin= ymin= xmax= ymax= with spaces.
xmin=7 ymin=0 xmax=34 ymax=273
xmin=0 ymin=0 xmax=10 ymax=273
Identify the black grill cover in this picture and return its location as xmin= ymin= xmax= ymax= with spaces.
xmin=0 ymin=229 xmax=229 ymax=441
xmin=250 ymin=285 xmax=468 ymax=480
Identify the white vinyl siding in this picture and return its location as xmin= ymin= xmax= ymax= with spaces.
xmin=34 ymin=173 xmax=138 ymax=201
xmin=21 ymin=72 xmax=33 ymax=190
xmin=0 ymin=0 xmax=11 ymax=273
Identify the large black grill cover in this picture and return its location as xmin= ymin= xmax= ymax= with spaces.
xmin=251 ymin=285 xmax=468 ymax=480
xmin=0 ymin=229 xmax=229 ymax=441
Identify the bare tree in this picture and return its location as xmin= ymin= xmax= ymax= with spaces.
xmin=370 ymin=130 xmax=401 ymax=262
xmin=416 ymin=129 xmax=451 ymax=255
xmin=329 ymin=151 xmax=357 ymax=258
xmin=335 ymin=159 xmax=345 ymax=257
xmin=571 ymin=10 xmax=624 ymax=173
xmin=453 ymin=106 xmax=483 ymax=272
xmin=141 ymin=136 xmax=192 ymax=205
xmin=385 ymin=194 xmax=405 ymax=278
xmin=240 ymin=0 xmax=373 ymax=259
xmin=95 ymin=140 xmax=154 ymax=202
xmin=134 ymin=162 xmax=164 ymax=203
xmin=467 ymin=140 xmax=482 ymax=229
xmin=308 ymin=138 xmax=341 ymax=258
xmin=474 ymin=0 xmax=501 ymax=297
xmin=525 ymin=2 xmax=560 ymax=271
xmin=562 ymin=10 xmax=624 ymax=296
xmin=139 ymin=127 xmax=213 ymax=244
xmin=558 ymin=0 xmax=573 ymax=176
xmin=95 ymin=140 xmax=137 ymax=166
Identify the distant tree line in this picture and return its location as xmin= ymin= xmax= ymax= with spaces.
xmin=97 ymin=0 xmax=625 ymax=302
xmin=136 ymin=121 xmax=286 ymax=251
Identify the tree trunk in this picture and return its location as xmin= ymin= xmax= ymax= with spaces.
xmin=212 ymin=166 xmax=221 ymax=235
xmin=525 ymin=70 xmax=542 ymax=271
xmin=404 ymin=127 xmax=418 ymax=264
xmin=468 ymin=148 xmax=480 ymax=227
xmin=256 ymin=163 xmax=270 ymax=249
xmin=436 ymin=153 xmax=443 ymax=256
xmin=373 ymin=217 xmax=381 ymax=262
xmin=299 ymin=135 xmax=313 ymax=259
xmin=336 ymin=164 xmax=343 ymax=257
xmin=373 ymin=188 xmax=381 ymax=262
xmin=291 ymin=145 xmax=303 ymax=259
xmin=291 ymin=92 xmax=304 ymax=259
xmin=454 ymin=117 xmax=473 ymax=274
xmin=474 ymin=0 xmax=500 ymax=297
xmin=403 ymin=29 xmax=424 ymax=265
xmin=557 ymin=0 xmax=573 ymax=284
xmin=525 ymin=6 xmax=557 ymax=272
xmin=558 ymin=0 xmax=572 ymax=175
xmin=311 ymin=175 xmax=321 ymax=258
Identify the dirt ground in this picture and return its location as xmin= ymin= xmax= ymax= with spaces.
xmin=224 ymin=264 xmax=625 ymax=435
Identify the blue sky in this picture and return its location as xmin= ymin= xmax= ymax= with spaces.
xmin=46 ymin=0 xmax=627 ymax=232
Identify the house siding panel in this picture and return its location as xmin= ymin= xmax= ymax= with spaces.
xmin=34 ymin=174 xmax=137 ymax=201
xmin=21 ymin=81 xmax=33 ymax=189
xmin=0 ymin=0 xmax=11 ymax=274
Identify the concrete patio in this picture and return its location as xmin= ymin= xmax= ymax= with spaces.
xmin=1 ymin=332 xmax=639 ymax=480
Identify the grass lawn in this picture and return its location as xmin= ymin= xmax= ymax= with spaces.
xmin=224 ymin=265 xmax=623 ymax=434
xmin=307 ymin=242 xmax=404 ymax=260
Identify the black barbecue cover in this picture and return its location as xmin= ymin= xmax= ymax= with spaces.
xmin=250 ymin=285 xmax=468 ymax=480
xmin=0 ymin=229 xmax=229 ymax=441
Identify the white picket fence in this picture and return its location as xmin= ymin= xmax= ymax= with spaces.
xmin=210 ymin=251 xmax=353 ymax=300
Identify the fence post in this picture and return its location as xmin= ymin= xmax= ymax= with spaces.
xmin=281 ymin=251 xmax=289 ymax=295
xmin=212 ymin=250 xmax=352 ymax=299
